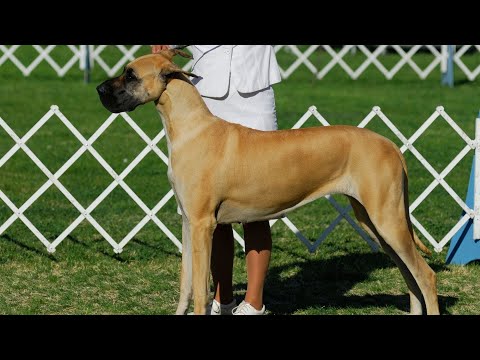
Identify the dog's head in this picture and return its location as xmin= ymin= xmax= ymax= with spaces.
xmin=96 ymin=49 xmax=197 ymax=113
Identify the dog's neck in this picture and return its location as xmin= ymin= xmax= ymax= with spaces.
xmin=155 ymin=74 xmax=218 ymax=152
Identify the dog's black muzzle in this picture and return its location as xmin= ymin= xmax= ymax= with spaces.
xmin=96 ymin=79 xmax=140 ymax=113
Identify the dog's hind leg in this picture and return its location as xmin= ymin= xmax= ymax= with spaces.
xmin=376 ymin=224 xmax=439 ymax=315
xmin=348 ymin=196 xmax=434 ymax=315
xmin=176 ymin=218 xmax=192 ymax=315
xmin=190 ymin=216 xmax=216 ymax=315
xmin=360 ymin=189 xmax=439 ymax=315
xmin=348 ymin=196 xmax=381 ymax=247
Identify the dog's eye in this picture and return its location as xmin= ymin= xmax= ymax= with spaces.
xmin=125 ymin=69 xmax=137 ymax=81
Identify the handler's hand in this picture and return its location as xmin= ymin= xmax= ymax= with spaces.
xmin=151 ymin=45 xmax=170 ymax=53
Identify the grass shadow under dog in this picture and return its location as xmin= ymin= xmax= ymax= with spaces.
xmin=234 ymin=252 xmax=457 ymax=315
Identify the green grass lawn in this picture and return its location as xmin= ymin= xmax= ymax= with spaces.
xmin=0 ymin=46 xmax=480 ymax=314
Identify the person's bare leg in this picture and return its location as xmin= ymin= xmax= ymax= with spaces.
xmin=211 ymin=224 xmax=235 ymax=304
xmin=243 ymin=221 xmax=272 ymax=310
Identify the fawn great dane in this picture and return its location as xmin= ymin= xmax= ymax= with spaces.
xmin=97 ymin=50 xmax=440 ymax=315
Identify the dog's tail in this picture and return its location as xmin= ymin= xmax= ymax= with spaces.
xmin=391 ymin=142 xmax=432 ymax=257
xmin=413 ymin=230 xmax=432 ymax=256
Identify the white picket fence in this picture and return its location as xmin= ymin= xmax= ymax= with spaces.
xmin=1 ymin=45 xmax=479 ymax=81
xmin=0 ymin=105 xmax=477 ymax=254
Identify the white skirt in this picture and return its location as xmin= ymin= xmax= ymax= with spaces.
xmin=202 ymin=81 xmax=278 ymax=131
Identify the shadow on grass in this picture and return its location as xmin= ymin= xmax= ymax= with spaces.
xmin=131 ymin=238 xmax=181 ymax=258
xmin=451 ymin=78 xmax=478 ymax=87
xmin=65 ymin=235 xmax=129 ymax=263
xmin=1 ymin=234 xmax=57 ymax=261
xmin=66 ymin=235 xmax=181 ymax=262
xmin=235 ymin=252 xmax=457 ymax=315
xmin=1 ymin=233 xmax=180 ymax=263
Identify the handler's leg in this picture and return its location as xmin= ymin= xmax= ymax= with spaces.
xmin=243 ymin=221 xmax=272 ymax=310
xmin=211 ymin=224 xmax=235 ymax=304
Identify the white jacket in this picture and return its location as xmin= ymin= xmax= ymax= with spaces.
xmin=177 ymin=45 xmax=282 ymax=98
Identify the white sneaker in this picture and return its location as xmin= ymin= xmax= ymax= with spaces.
xmin=188 ymin=299 xmax=236 ymax=315
xmin=231 ymin=300 xmax=266 ymax=315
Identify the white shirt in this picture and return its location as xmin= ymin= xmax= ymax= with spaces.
xmin=175 ymin=45 xmax=282 ymax=98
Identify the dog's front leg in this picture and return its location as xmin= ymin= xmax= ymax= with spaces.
xmin=176 ymin=217 xmax=192 ymax=315
xmin=190 ymin=217 xmax=215 ymax=315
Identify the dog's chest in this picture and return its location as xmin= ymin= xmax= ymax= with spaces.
xmin=167 ymin=164 xmax=175 ymax=184
xmin=167 ymin=158 xmax=183 ymax=188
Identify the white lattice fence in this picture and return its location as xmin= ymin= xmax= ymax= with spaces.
xmin=0 ymin=105 xmax=476 ymax=254
xmin=0 ymin=45 xmax=151 ymax=77
xmin=275 ymin=45 xmax=442 ymax=79
xmin=85 ymin=45 xmax=153 ymax=77
xmin=0 ymin=45 xmax=83 ymax=76
xmin=275 ymin=45 xmax=480 ymax=81
xmin=274 ymin=45 xmax=480 ymax=81
xmin=1 ymin=45 xmax=480 ymax=81
xmin=454 ymin=45 xmax=480 ymax=81
xmin=0 ymin=107 xmax=179 ymax=253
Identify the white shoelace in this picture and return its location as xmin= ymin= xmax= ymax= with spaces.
xmin=232 ymin=301 xmax=255 ymax=315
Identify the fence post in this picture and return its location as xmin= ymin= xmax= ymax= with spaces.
xmin=474 ymin=111 xmax=480 ymax=239
xmin=446 ymin=110 xmax=480 ymax=264
xmin=83 ymin=45 xmax=91 ymax=84
xmin=441 ymin=45 xmax=455 ymax=87
xmin=79 ymin=45 xmax=85 ymax=70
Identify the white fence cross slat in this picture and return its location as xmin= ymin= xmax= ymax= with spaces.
xmin=454 ymin=45 xmax=480 ymax=81
xmin=1 ymin=45 xmax=480 ymax=82
xmin=0 ymin=105 xmax=476 ymax=254
xmin=88 ymin=45 xmax=144 ymax=77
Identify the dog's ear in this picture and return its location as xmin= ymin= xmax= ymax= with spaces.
xmin=161 ymin=62 xmax=199 ymax=79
